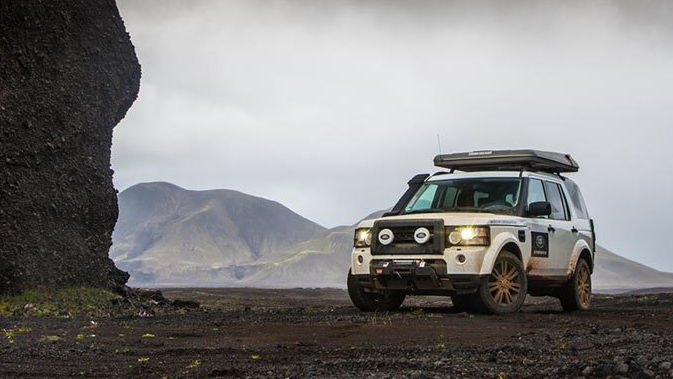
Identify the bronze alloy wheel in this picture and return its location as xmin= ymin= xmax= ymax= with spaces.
xmin=560 ymin=258 xmax=592 ymax=311
xmin=488 ymin=259 xmax=522 ymax=305
xmin=577 ymin=262 xmax=592 ymax=308
xmin=475 ymin=251 xmax=527 ymax=314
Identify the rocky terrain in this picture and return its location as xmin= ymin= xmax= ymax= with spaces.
xmin=2 ymin=288 xmax=673 ymax=378
xmin=112 ymin=182 xmax=673 ymax=292
xmin=0 ymin=0 xmax=140 ymax=294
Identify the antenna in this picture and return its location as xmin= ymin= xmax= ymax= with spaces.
xmin=436 ymin=134 xmax=442 ymax=155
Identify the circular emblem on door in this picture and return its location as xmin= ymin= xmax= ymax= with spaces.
xmin=378 ymin=228 xmax=394 ymax=245
xmin=413 ymin=227 xmax=430 ymax=244
xmin=535 ymin=235 xmax=546 ymax=248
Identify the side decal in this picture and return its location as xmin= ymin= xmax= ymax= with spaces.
xmin=531 ymin=232 xmax=549 ymax=258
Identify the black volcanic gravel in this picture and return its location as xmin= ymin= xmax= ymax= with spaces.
xmin=2 ymin=288 xmax=673 ymax=378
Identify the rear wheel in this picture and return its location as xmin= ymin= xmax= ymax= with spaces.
xmin=475 ymin=251 xmax=527 ymax=314
xmin=347 ymin=269 xmax=405 ymax=312
xmin=560 ymin=258 xmax=592 ymax=311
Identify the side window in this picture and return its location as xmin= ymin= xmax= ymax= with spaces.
xmin=565 ymin=179 xmax=589 ymax=219
xmin=543 ymin=181 xmax=567 ymax=220
xmin=527 ymin=179 xmax=546 ymax=206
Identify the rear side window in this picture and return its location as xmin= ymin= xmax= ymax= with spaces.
xmin=564 ymin=179 xmax=589 ymax=219
xmin=543 ymin=181 xmax=567 ymax=220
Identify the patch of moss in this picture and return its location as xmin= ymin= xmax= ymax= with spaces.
xmin=0 ymin=287 xmax=121 ymax=317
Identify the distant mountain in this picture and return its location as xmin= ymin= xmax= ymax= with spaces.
xmin=239 ymin=225 xmax=353 ymax=288
xmin=593 ymin=246 xmax=673 ymax=291
xmin=112 ymin=182 xmax=673 ymax=292
xmin=111 ymin=182 xmax=325 ymax=285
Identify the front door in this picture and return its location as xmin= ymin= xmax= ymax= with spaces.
xmin=526 ymin=178 xmax=576 ymax=278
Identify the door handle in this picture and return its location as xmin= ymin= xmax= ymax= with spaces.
xmin=571 ymin=227 xmax=579 ymax=233
xmin=547 ymin=225 xmax=556 ymax=233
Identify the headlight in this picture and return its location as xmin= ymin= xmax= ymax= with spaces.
xmin=354 ymin=228 xmax=372 ymax=247
xmin=446 ymin=226 xmax=490 ymax=246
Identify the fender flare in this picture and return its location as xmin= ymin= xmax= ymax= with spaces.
xmin=479 ymin=233 xmax=526 ymax=275
xmin=568 ymin=239 xmax=593 ymax=276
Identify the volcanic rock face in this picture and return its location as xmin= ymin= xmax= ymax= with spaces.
xmin=0 ymin=0 xmax=140 ymax=294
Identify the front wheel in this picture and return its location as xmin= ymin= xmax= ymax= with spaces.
xmin=475 ymin=251 xmax=527 ymax=314
xmin=559 ymin=258 xmax=592 ymax=311
xmin=347 ymin=269 xmax=405 ymax=312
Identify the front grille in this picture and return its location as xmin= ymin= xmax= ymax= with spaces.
xmin=387 ymin=226 xmax=433 ymax=244
xmin=371 ymin=219 xmax=445 ymax=255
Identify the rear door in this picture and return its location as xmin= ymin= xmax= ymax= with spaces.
xmin=563 ymin=179 xmax=594 ymax=256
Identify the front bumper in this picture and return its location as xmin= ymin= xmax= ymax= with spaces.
xmin=354 ymin=259 xmax=487 ymax=294
xmin=351 ymin=244 xmax=489 ymax=277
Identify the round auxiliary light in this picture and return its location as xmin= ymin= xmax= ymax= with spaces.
xmin=413 ymin=227 xmax=431 ymax=244
xmin=448 ymin=230 xmax=462 ymax=245
xmin=378 ymin=228 xmax=394 ymax=245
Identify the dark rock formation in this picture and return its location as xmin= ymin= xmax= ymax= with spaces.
xmin=0 ymin=0 xmax=140 ymax=294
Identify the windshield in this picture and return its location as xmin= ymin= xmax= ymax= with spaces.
xmin=403 ymin=178 xmax=522 ymax=215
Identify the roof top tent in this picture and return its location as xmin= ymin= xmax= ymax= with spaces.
xmin=433 ymin=149 xmax=579 ymax=173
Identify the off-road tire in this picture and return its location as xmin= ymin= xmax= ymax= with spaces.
xmin=559 ymin=258 xmax=592 ymax=311
xmin=347 ymin=269 xmax=405 ymax=312
xmin=474 ymin=251 xmax=527 ymax=314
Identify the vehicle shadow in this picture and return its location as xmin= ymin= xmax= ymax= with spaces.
xmin=398 ymin=305 xmax=470 ymax=314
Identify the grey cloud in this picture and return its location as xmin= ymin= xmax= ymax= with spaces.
xmin=113 ymin=0 xmax=673 ymax=271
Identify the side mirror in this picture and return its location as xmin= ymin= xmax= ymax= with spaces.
xmin=528 ymin=201 xmax=552 ymax=217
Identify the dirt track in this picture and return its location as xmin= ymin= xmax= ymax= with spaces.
xmin=2 ymin=288 xmax=673 ymax=378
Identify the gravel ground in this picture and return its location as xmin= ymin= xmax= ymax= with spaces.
xmin=2 ymin=288 xmax=673 ymax=378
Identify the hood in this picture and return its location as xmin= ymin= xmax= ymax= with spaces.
xmin=357 ymin=212 xmax=525 ymax=228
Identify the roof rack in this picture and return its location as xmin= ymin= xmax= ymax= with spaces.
xmin=433 ymin=149 xmax=579 ymax=173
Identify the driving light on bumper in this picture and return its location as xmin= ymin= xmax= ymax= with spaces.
xmin=446 ymin=226 xmax=490 ymax=246
xmin=378 ymin=228 xmax=394 ymax=245
xmin=354 ymin=228 xmax=372 ymax=247
xmin=413 ymin=227 xmax=431 ymax=244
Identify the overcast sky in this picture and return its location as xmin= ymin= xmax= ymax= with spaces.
xmin=114 ymin=0 xmax=673 ymax=272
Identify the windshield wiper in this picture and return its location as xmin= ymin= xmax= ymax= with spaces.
xmin=402 ymin=207 xmax=514 ymax=215
xmin=451 ymin=208 xmax=493 ymax=213
xmin=401 ymin=209 xmax=446 ymax=215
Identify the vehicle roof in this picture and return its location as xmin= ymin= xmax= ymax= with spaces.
xmin=425 ymin=170 xmax=565 ymax=182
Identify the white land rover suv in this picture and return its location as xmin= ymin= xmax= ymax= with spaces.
xmin=347 ymin=150 xmax=596 ymax=314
